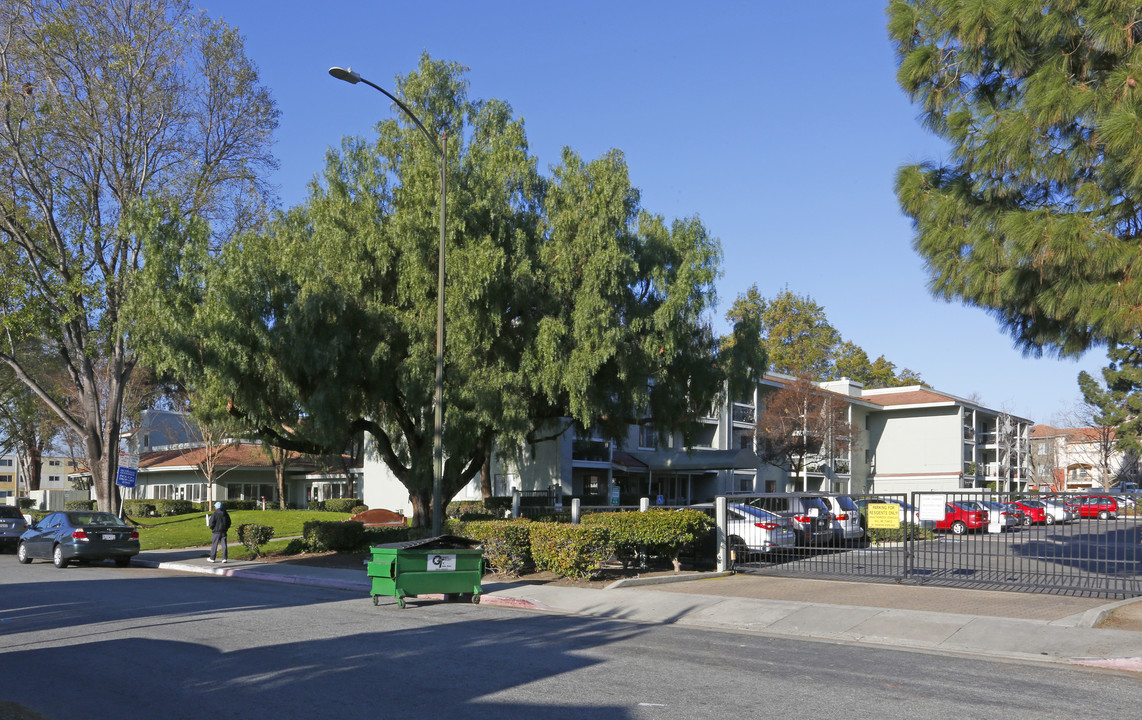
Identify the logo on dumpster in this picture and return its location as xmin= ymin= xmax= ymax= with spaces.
xmin=428 ymin=553 xmax=457 ymax=571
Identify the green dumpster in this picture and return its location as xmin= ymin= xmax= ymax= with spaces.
xmin=367 ymin=535 xmax=483 ymax=608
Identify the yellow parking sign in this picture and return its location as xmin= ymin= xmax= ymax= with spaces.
xmin=866 ymin=503 xmax=900 ymax=529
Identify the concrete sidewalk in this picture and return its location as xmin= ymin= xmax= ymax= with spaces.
xmin=132 ymin=548 xmax=1142 ymax=673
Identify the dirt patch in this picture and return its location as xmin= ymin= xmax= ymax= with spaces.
xmin=1095 ymin=599 xmax=1142 ymax=631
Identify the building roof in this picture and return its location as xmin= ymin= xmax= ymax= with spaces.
xmin=860 ymin=388 xmax=958 ymax=407
xmin=70 ymin=443 xmax=361 ymax=477
xmin=1031 ymin=424 xmax=1116 ymax=442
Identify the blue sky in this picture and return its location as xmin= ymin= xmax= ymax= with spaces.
xmin=211 ymin=0 xmax=1105 ymax=423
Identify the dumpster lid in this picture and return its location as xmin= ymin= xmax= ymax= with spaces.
xmin=373 ymin=534 xmax=481 ymax=551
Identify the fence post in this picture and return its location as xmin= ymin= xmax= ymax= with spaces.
xmin=511 ymin=489 xmax=520 ymax=519
xmin=716 ymin=496 xmax=728 ymax=573
xmin=571 ymin=498 xmax=581 ymax=524
xmin=639 ymin=497 xmax=650 ymax=512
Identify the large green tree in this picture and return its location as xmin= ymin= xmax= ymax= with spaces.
xmin=732 ymin=286 xmax=919 ymax=387
xmin=1078 ymin=342 xmax=1142 ymax=463
xmin=133 ymin=55 xmax=742 ymax=526
xmin=759 ymin=288 xmax=840 ymax=378
xmin=0 ymin=0 xmax=278 ymax=512
xmin=890 ymin=0 xmax=1142 ymax=355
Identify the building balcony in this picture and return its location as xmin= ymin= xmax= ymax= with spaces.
xmin=572 ymin=439 xmax=611 ymax=464
xmin=731 ymin=403 xmax=756 ymax=425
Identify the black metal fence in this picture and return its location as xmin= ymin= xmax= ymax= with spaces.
xmin=723 ymin=491 xmax=1142 ymax=599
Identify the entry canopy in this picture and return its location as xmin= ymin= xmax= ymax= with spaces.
xmin=625 ymin=448 xmax=760 ymax=473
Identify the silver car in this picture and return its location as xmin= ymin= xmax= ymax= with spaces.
xmin=981 ymin=501 xmax=1019 ymax=532
xmin=819 ymin=495 xmax=865 ymax=545
xmin=725 ymin=503 xmax=797 ymax=559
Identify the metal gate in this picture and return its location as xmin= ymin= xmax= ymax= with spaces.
xmin=720 ymin=492 xmax=1142 ymax=599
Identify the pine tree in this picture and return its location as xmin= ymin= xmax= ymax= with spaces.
xmin=890 ymin=0 xmax=1142 ymax=355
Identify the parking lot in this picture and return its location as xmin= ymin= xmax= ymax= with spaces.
xmin=728 ymin=493 xmax=1142 ymax=598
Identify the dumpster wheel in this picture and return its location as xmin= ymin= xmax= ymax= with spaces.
xmin=471 ymin=593 xmax=481 ymax=605
xmin=372 ymin=595 xmax=379 ymax=606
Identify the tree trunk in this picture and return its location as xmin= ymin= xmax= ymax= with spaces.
xmin=480 ymin=453 xmax=492 ymax=500
xmin=409 ymin=489 xmax=432 ymax=529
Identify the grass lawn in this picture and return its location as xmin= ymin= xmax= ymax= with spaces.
xmin=133 ymin=510 xmax=352 ymax=550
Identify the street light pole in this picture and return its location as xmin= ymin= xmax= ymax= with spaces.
xmin=329 ymin=66 xmax=447 ymax=537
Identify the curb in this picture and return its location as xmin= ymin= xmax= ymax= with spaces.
xmin=604 ymin=571 xmax=734 ymax=590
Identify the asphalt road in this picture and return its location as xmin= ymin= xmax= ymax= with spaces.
xmin=4 ymin=561 xmax=1141 ymax=719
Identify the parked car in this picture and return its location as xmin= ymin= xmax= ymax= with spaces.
xmin=1065 ymin=495 xmax=1119 ymax=520
xmin=1009 ymin=500 xmax=1047 ymax=525
xmin=818 ymin=495 xmax=865 ymax=545
xmin=1040 ymin=499 xmax=1075 ymax=524
xmin=1001 ymin=502 xmax=1026 ymax=526
xmin=724 ymin=503 xmax=798 ymax=559
xmin=748 ymin=495 xmax=834 ymax=547
xmin=0 ymin=505 xmax=29 ymax=552
xmin=934 ymin=501 xmax=989 ymax=535
xmin=980 ymin=501 xmax=1019 ymax=531
xmin=17 ymin=511 xmax=140 ymax=568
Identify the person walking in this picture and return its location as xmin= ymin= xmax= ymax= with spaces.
xmin=207 ymin=501 xmax=232 ymax=563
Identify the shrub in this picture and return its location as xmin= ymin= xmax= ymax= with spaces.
xmin=447 ymin=497 xmax=512 ymax=518
xmin=123 ymin=500 xmax=157 ymax=517
xmin=153 ymin=499 xmax=198 ymax=516
xmin=349 ymin=504 xmax=369 ymax=515
xmin=303 ymin=519 xmax=366 ymax=552
xmin=363 ymin=526 xmax=414 ymax=547
xmin=201 ymin=500 xmax=255 ymax=512
xmin=312 ymin=498 xmax=362 ymax=513
xmin=18 ymin=497 xmax=36 ymax=510
xmin=447 ymin=519 xmax=533 ymax=576
xmin=528 ymin=523 xmax=613 ymax=579
xmin=65 ymin=500 xmax=96 ymax=511
xmin=236 ymin=523 xmax=275 ymax=559
xmin=867 ymin=524 xmax=934 ymax=543
xmin=582 ymin=509 xmax=713 ymax=570
xmin=282 ymin=538 xmax=308 ymax=555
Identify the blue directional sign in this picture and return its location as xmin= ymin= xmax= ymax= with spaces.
xmin=115 ymin=466 xmax=137 ymax=488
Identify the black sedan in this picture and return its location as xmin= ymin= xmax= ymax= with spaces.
xmin=17 ymin=511 xmax=140 ymax=568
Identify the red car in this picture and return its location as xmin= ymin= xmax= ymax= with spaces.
xmin=1065 ymin=495 xmax=1118 ymax=519
xmin=1009 ymin=500 xmax=1047 ymax=525
xmin=935 ymin=501 xmax=989 ymax=535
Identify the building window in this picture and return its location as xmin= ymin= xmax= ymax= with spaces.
xmin=0 ymin=474 xmax=12 ymax=484
xmin=0 ymin=459 xmax=11 ymax=467
xmin=49 ymin=460 xmax=60 ymax=466
xmin=639 ymin=425 xmax=659 ymax=449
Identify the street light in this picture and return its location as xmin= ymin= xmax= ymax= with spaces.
xmin=329 ymin=66 xmax=447 ymax=537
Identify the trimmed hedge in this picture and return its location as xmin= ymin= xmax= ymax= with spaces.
xmin=201 ymin=500 xmax=255 ymax=512
xmin=446 ymin=497 xmax=512 ymax=519
xmin=65 ymin=500 xmax=96 ymax=511
xmin=236 ymin=523 xmax=275 ymax=559
xmin=123 ymin=500 xmax=157 ymax=517
xmin=528 ymin=523 xmax=613 ymax=580
xmin=582 ymin=509 xmax=713 ymax=570
xmin=446 ymin=519 xmax=533 ymax=577
xmin=308 ymin=498 xmax=363 ymax=513
xmin=303 ymin=520 xmax=366 ymax=552
xmin=363 ymin=526 xmax=416 ymax=547
xmin=152 ymin=499 xmax=198 ymax=516
xmin=18 ymin=497 xmax=35 ymax=510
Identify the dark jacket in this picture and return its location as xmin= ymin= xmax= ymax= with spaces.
xmin=208 ymin=508 xmax=232 ymax=534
